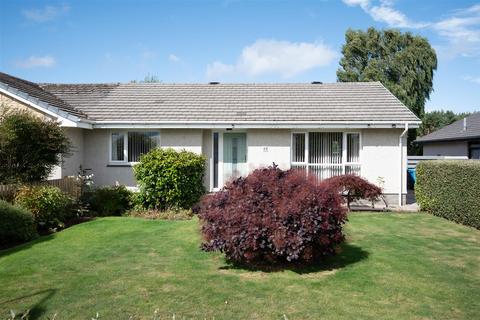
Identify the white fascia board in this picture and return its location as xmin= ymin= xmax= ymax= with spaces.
xmin=0 ymin=84 xmax=92 ymax=129
xmin=93 ymin=121 xmax=421 ymax=129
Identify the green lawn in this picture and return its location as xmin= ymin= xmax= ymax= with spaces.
xmin=1 ymin=213 xmax=479 ymax=320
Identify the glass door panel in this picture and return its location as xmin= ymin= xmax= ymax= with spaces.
xmin=223 ymin=133 xmax=247 ymax=183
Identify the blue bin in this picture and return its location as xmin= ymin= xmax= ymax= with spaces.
xmin=407 ymin=168 xmax=416 ymax=189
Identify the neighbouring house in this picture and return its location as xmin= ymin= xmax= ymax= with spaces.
xmin=416 ymin=112 xmax=480 ymax=159
xmin=0 ymin=72 xmax=421 ymax=206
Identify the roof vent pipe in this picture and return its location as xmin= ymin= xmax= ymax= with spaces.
xmin=463 ymin=117 xmax=467 ymax=131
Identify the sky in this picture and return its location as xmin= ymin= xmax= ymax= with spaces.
xmin=0 ymin=0 xmax=479 ymax=113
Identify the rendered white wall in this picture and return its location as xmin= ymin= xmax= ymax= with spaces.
xmin=83 ymin=129 xmax=204 ymax=187
xmin=247 ymin=129 xmax=291 ymax=172
xmin=361 ymin=128 xmax=405 ymax=195
xmin=61 ymin=127 xmax=84 ymax=177
xmin=161 ymin=129 xmax=203 ymax=154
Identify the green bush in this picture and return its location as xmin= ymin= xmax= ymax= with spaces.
xmin=82 ymin=185 xmax=133 ymax=216
xmin=134 ymin=148 xmax=206 ymax=209
xmin=0 ymin=108 xmax=71 ymax=184
xmin=416 ymin=160 xmax=480 ymax=229
xmin=0 ymin=200 xmax=38 ymax=247
xmin=14 ymin=185 xmax=75 ymax=231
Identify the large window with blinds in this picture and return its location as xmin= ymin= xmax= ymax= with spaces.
xmin=110 ymin=131 xmax=160 ymax=163
xmin=291 ymin=132 xmax=361 ymax=181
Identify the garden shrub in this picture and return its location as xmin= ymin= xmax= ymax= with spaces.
xmin=416 ymin=160 xmax=480 ymax=229
xmin=0 ymin=109 xmax=71 ymax=184
xmin=197 ymin=165 xmax=347 ymax=265
xmin=82 ymin=185 xmax=133 ymax=216
xmin=15 ymin=185 xmax=75 ymax=231
xmin=322 ymin=174 xmax=382 ymax=209
xmin=134 ymin=148 xmax=206 ymax=209
xmin=0 ymin=200 xmax=38 ymax=247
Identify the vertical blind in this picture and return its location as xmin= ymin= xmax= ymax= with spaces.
xmin=292 ymin=132 xmax=360 ymax=181
xmin=111 ymin=131 xmax=159 ymax=162
xmin=111 ymin=133 xmax=124 ymax=161
xmin=308 ymin=132 xmax=343 ymax=164
xmin=292 ymin=133 xmax=305 ymax=163
xmin=128 ymin=132 xmax=160 ymax=162
xmin=347 ymin=133 xmax=360 ymax=163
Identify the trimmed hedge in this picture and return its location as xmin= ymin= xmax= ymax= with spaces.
xmin=134 ymin=148 xmax=206 ymax=209
xmin=0 ymin=200 xmax=38 ymax=247
xmin=416 ymin=160 xmax=480 ymax=229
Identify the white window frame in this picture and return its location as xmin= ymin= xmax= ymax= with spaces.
xmin=211 ymin=131 xmax=223 ymax=192
xmin=290 ymin=130 xmax=362 ymax=177
xmin=344 ymin=132 xmax=362 ymax=174
xmin=109 ymin=130 xmax=161 ymax=164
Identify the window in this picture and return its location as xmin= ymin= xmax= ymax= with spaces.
xmin=291 ymin=132 xmax=360 ymax=181
xmin=110 ymin=131 xmax=159 ymax=163
xmin=469 ymin=142 xmax=480 ymax=159
xmin=111 ymin=133 xmax=125 ymax=161
xmin=346 ymin=133 xmax=360 ymax=174
xmin=292 ymin=133 xmax=306 ymax=163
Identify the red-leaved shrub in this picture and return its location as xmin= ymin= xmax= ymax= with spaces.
xmin=197 ymin=165 xmax=347 ymax=265
xmin=322 ymin=174 xmax=382 ymax=209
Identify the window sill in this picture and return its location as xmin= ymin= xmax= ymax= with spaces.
xmin=107 ymin=163 xmax=134 ymax=167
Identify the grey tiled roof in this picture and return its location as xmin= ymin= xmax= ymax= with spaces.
xmin=39 ymin=82 xmax=420 ymax=123
xmin=416 ymin=112 xmax=480 ymax=143
xmin=0 ymin=72 xmax=86 ymax=118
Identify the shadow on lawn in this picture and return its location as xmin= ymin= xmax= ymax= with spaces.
xmin=219 ymin=243 xmax=369 ymax=274
xmin=0 ymin=288 xmax=57 ymax=320
xmin=0 ymin=234 xmax=55 ymax=259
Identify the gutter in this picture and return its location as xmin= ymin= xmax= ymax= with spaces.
xmin=399 ymin=123 xmax=409 ymax=207
xmin=92 ymin=121 xmax=421 ymax=129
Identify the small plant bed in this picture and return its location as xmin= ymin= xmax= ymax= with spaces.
xmin=126 ymin=207 xmax=194 ymax=220
xmin=1 ymin=213 xmax=478 ymax=319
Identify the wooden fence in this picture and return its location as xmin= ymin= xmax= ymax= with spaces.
xmin=0 ymin=177 xmax=82 ymax=199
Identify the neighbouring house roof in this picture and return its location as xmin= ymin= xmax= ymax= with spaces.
xmin=0 ymin=72 xmax=86 ymax=118
xmin=416 ymin=112 xmax=480 ymax=143
xmin=0 ymin=71 xmax=420 ymax=126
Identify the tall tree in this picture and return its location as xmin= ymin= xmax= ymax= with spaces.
xmin=337 ymin=28 xmax=437 ymax=119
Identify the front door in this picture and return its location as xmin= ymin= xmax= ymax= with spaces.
xmin=223 ymin=132 xmax=247 ymax=183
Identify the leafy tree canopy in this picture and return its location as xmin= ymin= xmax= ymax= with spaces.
xmin=0 ymin=108 xmax=71 ymax=184
xmin=337 ymin=28 xmax=437 ymax=118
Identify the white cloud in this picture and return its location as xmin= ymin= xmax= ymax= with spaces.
xmin=168 ymin=54 xmax=181 ymax=62
xmin=464 ymin=76 xmax=480 ymax=84
xmin=22 ymin=4 xmax=70 ymax=22
xmin=342 ymin=0 xmax=426 ymax=28
xmin=15 ymin=55 xmax=56 ymax=68
xmin=432 ymin=5 xmax=480 ymax=58
xmin=206 ymin=39 xmax=337 ymax=79
xmin=343 ymin=0 xmax=370 ymax=10
xmin=342 ymin=1 xmax=480 ymax=58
